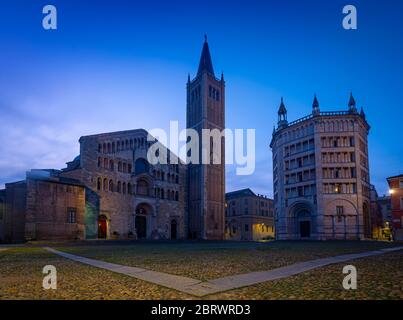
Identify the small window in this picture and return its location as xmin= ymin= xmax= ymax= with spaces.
xmin=244 ymin=224 xmax=249 ymax=232
xmin=399 ymin=180 xmax=403 ymax=189
xmin=67 ymin=208 xmax=77 ymax=223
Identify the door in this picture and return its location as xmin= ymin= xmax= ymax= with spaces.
xmin=300 ymin=221 xmax=311 ymax=238
xmin=136 ymin=215 xmax=147 ymax=239
xmin=98 ymin=216 xmax=107 ymax=239
xmin=170 ymin=220 xmax=177 ymax=240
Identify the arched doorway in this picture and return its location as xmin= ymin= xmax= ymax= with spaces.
xmin=170 ymin=219 xmax=177 ymax=240
xmin=135 ymin=215 xmax=147 ymax=238
xmin=298 ymin=210 xmax=311 ymax=238
xmin=98 ymin=215 xmax=108 ymax=239
xmin=135 ymin=203 xmax=153 ymax=239
xmin=288 ymin=201 xmax=314 ymax=239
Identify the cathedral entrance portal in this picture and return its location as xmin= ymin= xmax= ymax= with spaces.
xmin=135 ymin=203 xmax=153 ymax=239
xmin=135 ymin=215 xmax=147 ymax=239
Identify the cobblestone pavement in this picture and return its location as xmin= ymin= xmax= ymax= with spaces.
xmin=46 ymin=246 xmax=403 ymax=297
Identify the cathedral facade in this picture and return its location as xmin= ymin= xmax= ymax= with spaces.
xmin=270 ymin=94 xmax=372 ymax=240
xmin=0 ymin=39 xmax=226 ymax=242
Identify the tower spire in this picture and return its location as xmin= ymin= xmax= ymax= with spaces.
xmin=197 ymin=36 xmax=215 ymax=77
xmin=277 ymin=97 xmax=288 ymax=129
xmin=312 ymin=94 xmax=320 ymax=116
xmin=348 ymin=92 xmax=357 ymax=113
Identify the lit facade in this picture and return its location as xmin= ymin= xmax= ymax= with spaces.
xmin=225 ymin=189 xmax=274 ymax=241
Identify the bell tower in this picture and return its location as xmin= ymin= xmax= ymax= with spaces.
xmin=186 ymin=36 xmax=225 ymax=240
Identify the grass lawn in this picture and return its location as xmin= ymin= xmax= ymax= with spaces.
xmin=55 ymin=240 xmax=401 ymax=280
xmin=0 ymin=241 xmax=402 ymax=300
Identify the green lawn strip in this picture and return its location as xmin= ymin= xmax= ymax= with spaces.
xmin=0 ymin=247 xmax=191 ymax=300
xmin=206 ymin=251 xmax=403 ymax=300
xmin=55 ymin=241 xmax=401 ymax=281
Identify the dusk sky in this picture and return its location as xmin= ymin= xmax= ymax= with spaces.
xmin=0 ymin=0 xmax=402 ymax=196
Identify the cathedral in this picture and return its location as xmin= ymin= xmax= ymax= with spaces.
xmin=0 ymin=38 xmax=226 ymax=242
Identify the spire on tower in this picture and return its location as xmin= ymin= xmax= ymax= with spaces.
xmin=348 ymin=92 xmax=357 ymax=113
xmin=312 ymin=94 xmax=320 ymax=116
xmin=278 ymin=97 xmax=287 ymax=115
xmin=313 ymin=94 xmax=319 ymax=108
xmin=197 ymin=35 xmax=215 ymax=77
xmin=277 ymin=97 xmax=288 ymax=129
xmin=348 ymin=92 xmax=356 ymax=106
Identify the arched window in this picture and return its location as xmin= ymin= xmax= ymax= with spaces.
xmin=128 ymin=164 xmax=132 ymax=173
xmin=175 ymin=191 xmax=179 ymax=201
xmin=97 ymin=178 xmax=101 ymax=190
xmin=109 ymin=160 xmax=114 ymax=171
xmin=98 ymin=144 xmax=102 ymax=152
xmin=175 ymin=175 xmax=179 ymax=184
xmin=122 ymin=182 xmax=126 ymax=194
xmin=107 ymin=143 xmax=111 ymax=153
xmin=161 ymin=188 xmax=164 ymax=199
xmin=123 ymin=163 xmax=127 ymax=173
xmin=117 ymin=181 xmax=121 ymax=193
xmin=130 ymin=140 xmax=133 ymax=149
xmin=97 ymin=157 xmax=101 ymax=168
xmin=137 ymin=179 xmax=149 ymax=196
xmin=109 ymin=180 xmax=114 ymax=192
xmin=104 ymin=158 xmax=108 ymax=168
xmin=118 ymin=161 xmax=122 ymax=172
xmin=112 ymin=142 xmax=115 ymax=153
xmin=103 ymin=178 xmax=108 ymax=191
xmin=117 ymin=141 xmax=120 ymax=152
xmin=135 ymin=158 xmax=149 ymax=175
xmin=127 ymin=183 xmax=132 ymax=194
xmin=103 ymin=143 xmax=106 ymax=153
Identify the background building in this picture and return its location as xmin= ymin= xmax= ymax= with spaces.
xmin=378 ymin=195 xmax=392 ymax=227
xmin=270 ymin=94 xmax=372 ymax=240
xmin=225 ymin=189 xmax=274 ymax=241
xmin=369 ymin=184 xmax=389 ymax=240
xmin=387 ymin=174 xmax=403 ymax=240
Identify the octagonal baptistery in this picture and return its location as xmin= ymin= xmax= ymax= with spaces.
xmin=270 ymin=94 xmax=372 ymax=240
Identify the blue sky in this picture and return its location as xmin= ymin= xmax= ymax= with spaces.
xmin=0 ymin=0 xmax=402 ymax=196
